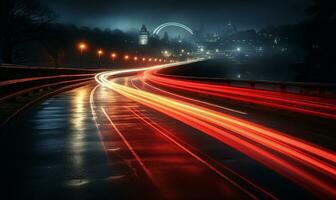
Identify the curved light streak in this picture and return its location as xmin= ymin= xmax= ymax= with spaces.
xmin=153 ymin=22 xmax=194 ymax=35
xmin=144 ymin=71 xmax=336 ymax=119
xmin=95 ymin=61 xmax=336 ymax=199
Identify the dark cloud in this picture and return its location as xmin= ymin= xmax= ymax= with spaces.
xmin=42 ymin=0 xmax=312 ymax=31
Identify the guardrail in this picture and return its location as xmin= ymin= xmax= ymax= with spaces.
xmin=0 ymin=64 xmax=102 ymax=127
xmin=0 ymin=63 xmax=108 ymax=102
xmin=0 ymin=63 xmax=108 ymax=71
xmin=0 ymin=74 xmax=94 ymax=102
xmin=156 ymin=73 xmax=336 ymax=98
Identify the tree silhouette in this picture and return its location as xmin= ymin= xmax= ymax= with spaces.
xmin=304 ymin=0 xmax=336 ymax=82
xmin=305 ymin=0 xmax=336 ymax=21
xmin=0 ymin=0 xmax=54 ymax=63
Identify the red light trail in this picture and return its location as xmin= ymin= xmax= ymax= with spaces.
xmin=143 ymin=70 xmax=336 ymax=119
xmin=94 ymin=61 xmax=336 ymax=199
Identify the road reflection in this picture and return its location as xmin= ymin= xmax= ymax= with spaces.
xmin=67 ymin=87 xmax=90 ymax=185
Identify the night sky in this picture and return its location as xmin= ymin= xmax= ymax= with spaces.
xmin=42 ymin=0 xmax=313 ymax=32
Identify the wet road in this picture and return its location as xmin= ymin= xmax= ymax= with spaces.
xmin=1 ymin=62 xmax=335 ymax=200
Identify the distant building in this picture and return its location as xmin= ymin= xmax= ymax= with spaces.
xmin=194 ymin=23 xmax=206 ymax=42
xmin=223 ymin=20 xmax=237 ymax=36
xmin=163 ymin=32 xmax=169 ymax=42
xmin=205 ymin=32 xmax=221 ymax=43
xmin=139 ymin=24 xmax=149 ymax=45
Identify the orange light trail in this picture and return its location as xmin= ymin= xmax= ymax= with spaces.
xmin=95 ymin=61 xmax=336 ymax=198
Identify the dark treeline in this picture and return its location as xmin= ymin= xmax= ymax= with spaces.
xmin=0 ymin=0 xmax=186 ymax=68
xmin=0 ymin=0 xmax=335 ymax=82
xmin=0 ymin=0 xmax=54 ymax=64
xmin=257 ymin=0 xmax=336 ymax=82
xmin=38 ymin=24 xmax=191 ymax=68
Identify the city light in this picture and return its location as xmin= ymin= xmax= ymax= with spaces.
xmin=111 ymin=53 xmax=117 ymax=59
xmin=97 ymin=49 xmax=104 ymax=67
xmin=163 ymin=50 xmax=171 ymax=57
xmin=142 ymin=57 xmax=146 ymax=61
xmin=97 ymin=49 xmax=103 ymax=56
xmin=149 ymin=58 xmax=152 ymax=62
xmin=134 ymin=56 xmax=138 ymax=61
xmin=124 ymin=55 xmax=129 ymax=60
xmin=78 ymin=42 xmax=87 ymax=67
xmin=78 ymin=42 xmax=87 ymax=52
xmin=237 ymin=47 xmax=241 ymax=52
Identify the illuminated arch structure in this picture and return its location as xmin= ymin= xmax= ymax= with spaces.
xmin=153 ymin=22 xmax=194 ymax=36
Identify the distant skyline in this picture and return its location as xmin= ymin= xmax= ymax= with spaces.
xmin=42 ymin=0 xmax=313 ymax=32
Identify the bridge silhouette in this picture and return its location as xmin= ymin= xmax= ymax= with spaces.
xmin=153 ymin=22 xmax=194 ymax=35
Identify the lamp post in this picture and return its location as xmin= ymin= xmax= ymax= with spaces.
xmin=111 ymin=53 xmax=117 ymax=67
xmin=124 ymin=55 xmax=129 ymax=61
xmin=78 ymin=42 xmax=87 ymax=67
xmin=97 ymin=49 xmax=103 ymax=67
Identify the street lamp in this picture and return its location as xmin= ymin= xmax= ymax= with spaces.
xmin=111 ymin=52 xmax=117 ymax=59
xmin=134 ymin=56 xmax=138 ymax=61
xmin=110 ymin=53 xmax=117 ymax=67
xmin=124 ymin=55 xmax=129 ymax=61
xmin=97 ymin=49 xmax=103 ymax=67
xmin=78 ymin=42 xmax=87 ymax=67
xmin=142 ymin=57 xmax=146 ymax=61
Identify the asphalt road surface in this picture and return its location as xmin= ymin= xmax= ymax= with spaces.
xmin=1 ymin=62 xmax=335 ymax=200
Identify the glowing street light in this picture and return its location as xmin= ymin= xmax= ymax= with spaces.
xmin=134 ymin=56 xmax=138 ymax=61
xmin=111 ymin=52 xmax=117 ymax=59
xmin=78 ymin=42 xmax=87 ymax=67
xmin=124 ymin=55 xmax=129 ymax=60
xmin=79 ymin=43 xmax=86 ymax=52
xmin=110 ymin=52 xmax=117 ymax=67
xmin=163 ymin=50 xmax=171 ymax=57
xmin=142 ymin=57 xmax=146 ymax=61
xmin=149 ymin=58 xmax=152 ymax=62
xmin=159 ymin=59 xmax=162 ymax=62
xmin=154 ymin=58 xmax=158 ymax=62
xmin=236 ymin=47 xmax=241 ymax=52
xmin=97 ymin=49 xmax=103 ymax=67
